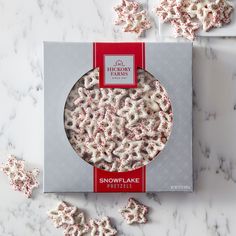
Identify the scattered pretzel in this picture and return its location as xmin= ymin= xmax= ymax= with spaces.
xmin=154 ymin=0 xmax=234 ymax=40
xmin=119 ymin=198 xmax=148 ymax=224
xmin=186 ymin=0 xmax=234 ymax=31
xmin=89 ymin=217 xmax=117 ymax=236
xmin=114 ymin=0 xmax=140 ymax=25
xmin=64 ymin=68 xmax=173 ymax=172
xmin=64 ymin=223 xmax=90 ymax=236
xmin=123 ymin=10 xmax=152 ymax=37
xmin=114 ymin=0 xmax=152 ymax=36
xmin=48 ymin=201 xmax=77 ymax=228
xmin=0 ymin=155 xmax=39 ymax=198
xmin=64 ymin=211 xmax=90 ymax=236
xmin=48 ymin=201 xmax=90 ymax=236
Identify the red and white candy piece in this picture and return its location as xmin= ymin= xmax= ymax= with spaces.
xmin=48 ymin=201 xmax=90 ymax=236
xmin=48 ymin=201 xmax=77 ymax=229
xmin=0 ymin=155 xmax=39 ymax=198
xmin=114 ymin=0 xmax=140 ymax=25
xmin=123 ymin=10 xmax=152 ymax=36
xmin=64 ymin=211 xmax=90 ymax=236
xmin=114 ymin=0 xmax=152 ymax=37
xmin=119 ymin=198 xmax=148 ymax=224
xmin=154 ymin=0 xmax=234 ymax=40
xmin=89 ymin=217 xmax=117 ymax=236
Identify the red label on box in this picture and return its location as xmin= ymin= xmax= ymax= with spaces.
xmin=94 ymin=167 xmax=146 ymax=192
xmin=93 ymin=43 xmax=146 ymax=192
xmin=93 ymin=42 xmax=145 ymax=88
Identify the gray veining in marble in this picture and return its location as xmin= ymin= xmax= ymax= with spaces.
xmin=0 ymin=0 xmax=236 ymax=235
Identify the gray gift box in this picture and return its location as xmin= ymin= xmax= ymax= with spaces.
xmin=44 ymin=42 xmax=193 ymax=193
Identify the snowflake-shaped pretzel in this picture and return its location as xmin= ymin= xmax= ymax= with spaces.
xmin=48 ymin=201 xmax=90 ymax=236
xmin=64 ymin=224 xmax=90 ymax=236
xmin=64 ymin=211 xmax=90 ymax=236
xmin=119 ymin=198 xmax=148 ymax=224
xmin=48 ymin=201 xmax=77 ymax=228
xmin=143 ymin=138 xmax=165 ymax=159
xmin=185 ymin=0 xmax=234 ymax=31
xmin=114 ymin=0 xmax=140 ymax=25
xmin=154 ymin=0 xmax=200 ymax=40
xmin=114 ymin=0 xmax=152 ymax=36
xmin=123 ymin=10 xmax=152 ymax=36
xmin=0 ymin=155 xmax=25 ymax=180
xmin=89 ymin=217 xmax=117 ymax=236
xmin=113 ymin=138 xmax=143 ymax=171
xmin=86 ymin=134 xmax=116 ymax=164
xmin=171 ymin=14 xmax=200 ymax=41
xmin=154 ymin=0 xmax=234 ymax=40
xmin=22 ymin=169 xmax=40 ymax=198
xmin=0 ymin=155 xmax=39 ymax=198
xmin=117 ymin=97 xmax=148 ymax=127
xmin=100 ymin=112 xmax=126 ymax=141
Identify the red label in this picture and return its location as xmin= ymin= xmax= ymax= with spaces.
xmin=93 ymin=42 xmax=145 ymax=88
xmin=93 ymin=42 xmax=146 ymax=192
xmin=94 ymin=167 xmax=146 ymax=192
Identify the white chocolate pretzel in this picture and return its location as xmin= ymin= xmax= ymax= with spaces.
xmin=123 ymin=10 xmax=152 ymax=37
xmin=89 ymin=217 xmax=117 ymax=236
xmin=114 ymin=0 xmax=140 ymax=25
xmin=64 ymin=68 xmax=173 ymax=172
xmin=48 ymin=201 xmax=90 ymax=236
xmin=64 ymin=211 xmax=90 ymax=236
xmin=114 ymin=0 xmax=152 ymax=37
xmin=64 ymin=223 xmax=90 ymax=236
xmin=0 ymin=155 xmax=39 ymax=198
xmin=119 ymin=198 xmax=148 ymax=224
xmin=187 ymin=0 xmax=234 ymax=32
xmin=48 ymin=201 xmax=77 ymax=228
xmin=154 ymin=0 xmax=234 ymax=40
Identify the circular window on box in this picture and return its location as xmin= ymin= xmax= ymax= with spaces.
xmin=64 ymin=68 xmax=173 ymax=172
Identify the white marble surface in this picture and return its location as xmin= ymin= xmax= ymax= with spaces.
xmin=0 ymin=0 xmax=236 ymax=236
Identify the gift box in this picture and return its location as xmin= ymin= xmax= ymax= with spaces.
xmin=44 ymin=42 xmax=193 ymax=192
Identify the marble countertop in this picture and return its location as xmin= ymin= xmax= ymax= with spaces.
xmin=0 ymin=0 xmax=236 ymax=235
